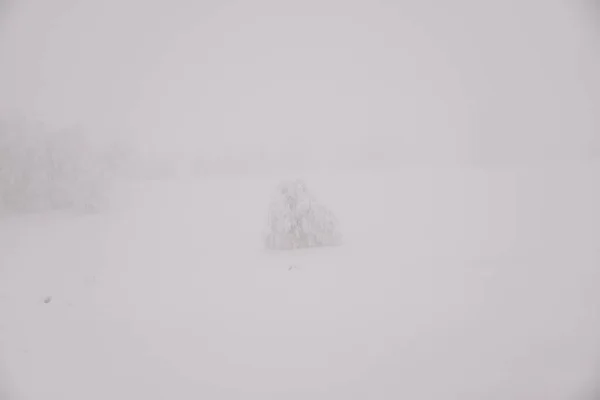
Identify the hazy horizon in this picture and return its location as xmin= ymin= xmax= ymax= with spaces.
xmin=1 ymin=3 xmax=600 ymax=399
xmin=0 ymin=0 xmax=598 ymax=167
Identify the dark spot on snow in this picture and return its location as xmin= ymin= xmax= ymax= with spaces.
xmin=43 ymin=296 xmax=52 ymax=304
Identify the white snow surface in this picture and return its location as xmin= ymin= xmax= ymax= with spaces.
xmin=1 ymin=163 xmax=599 ymax=400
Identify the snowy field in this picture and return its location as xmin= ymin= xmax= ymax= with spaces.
xmin=1 ymin=163 xmax=599 ymax=400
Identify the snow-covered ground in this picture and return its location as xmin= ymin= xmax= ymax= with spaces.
xmin=1 ymin=163 xmax=599 ymax=400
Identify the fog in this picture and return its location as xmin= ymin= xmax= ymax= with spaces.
xmin=1 ymin=1 xmax=599 ymax=400
xmin=0 ymin=0 xmax=597 ymax=168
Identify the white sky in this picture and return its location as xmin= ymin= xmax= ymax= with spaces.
xmin=0 ymin=0 xmax=597 ymax=164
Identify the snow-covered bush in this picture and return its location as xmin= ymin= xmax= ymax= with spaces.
xmin=264 ymin=179 xmax=342 ymax=250
xmin=0 ymin=120 xmax=110 ymax=214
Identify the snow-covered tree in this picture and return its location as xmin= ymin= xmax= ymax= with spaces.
xmin=264 ymin=179 xmax=342 ymax=250
xmin=0 ymin=120 xmax=110 ymax=214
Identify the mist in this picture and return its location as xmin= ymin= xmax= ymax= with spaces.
xmin=0 ymin=0 xmax=597 ymax=170
xmin=1 ymin=1 xmax=599 ymax=399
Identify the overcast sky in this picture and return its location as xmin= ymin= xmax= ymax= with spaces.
xmin=0 ymin=0 xmax=597 ymax=164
